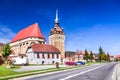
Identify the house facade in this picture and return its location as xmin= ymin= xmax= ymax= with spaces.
xmin=65 ymin=51 xmax=85 ymax=62
xmin=26 ymin=43 xmax=61 ymax=64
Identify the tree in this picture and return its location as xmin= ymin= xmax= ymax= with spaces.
xmin=103 ymin=53 xmax=107 ymax=61
xmin=83 ymin=49 xmax=89 ymax=62
xmin=89 ymin=51 xmax=94 ymax=62
xmin=106 ymin=53 xmax=110 ymax=62
xmin=2 ymin=43 xmax=11 ymax=58
xmin=98 ymin=46 xmax=104 ymax=62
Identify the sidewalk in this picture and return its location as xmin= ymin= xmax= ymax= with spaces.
xmin=116 ymin=63 xmax=120 ymax=80
xmin=15 ymin=65 xmax=67 ymax=72
xmin=112 ymin=62 xmax=120 ymax=80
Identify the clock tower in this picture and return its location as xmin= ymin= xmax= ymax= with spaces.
xmin=49 ymin=9 xmax=65 ymax=62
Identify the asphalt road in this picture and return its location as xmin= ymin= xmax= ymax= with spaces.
xmin=16 ymin=63 xmax=117 ymax=80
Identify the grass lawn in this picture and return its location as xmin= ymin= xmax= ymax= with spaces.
xmin=85 ymin=62 xmax=104 ymax=65
xmin=0 ymin=64 xmax=20 ymax=77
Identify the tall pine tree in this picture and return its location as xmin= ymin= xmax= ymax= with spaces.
xmin=89 ymin=51 xmax=94 ymax=62
xmin=83 ymin=49 xmax=89 ymax=62
xmin=98 ymin=46 xmax=104 ymax=62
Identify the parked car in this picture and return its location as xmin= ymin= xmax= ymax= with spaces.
xmin=76 ymin=61 xmax=85 ymax=65
xmin=65 ymin=62 xmax=77 ymax=66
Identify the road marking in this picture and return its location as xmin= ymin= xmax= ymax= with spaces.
xmin=59 ymin=65 xmax=105 ymax=80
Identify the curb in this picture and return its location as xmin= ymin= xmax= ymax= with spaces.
xmin=112 ymin=63 xmax=120 ymax=80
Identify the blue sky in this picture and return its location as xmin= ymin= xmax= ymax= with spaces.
xmin=0 ymin=0 xmax=120 ymax=55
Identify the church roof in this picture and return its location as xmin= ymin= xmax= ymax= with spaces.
xmin=50 ymin=9 xmax=64 ymax=35
xmin=54 ymin=23 xmax=63 ymax=31
xmin=10 ymin=23 xmax=44 ymax=43
xmin=31 ymin=43 xmax=60 ymax=53
xmin=50 ymin=23 xmax=64 ymax=35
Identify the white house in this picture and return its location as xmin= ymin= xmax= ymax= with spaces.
xmin=9 ymin=53 xmax=28 ymax=65
xmin=26 ymin=43 xmax=61 ymax=64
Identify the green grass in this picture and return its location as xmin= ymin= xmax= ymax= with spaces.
xmin=0 ymin=64 xmax=20 ymax=77
xmin=85 ymin=62 xmax=104 ymax=65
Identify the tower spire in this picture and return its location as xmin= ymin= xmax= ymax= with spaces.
xmin=55 ymin=9 xmax=59 ymax=23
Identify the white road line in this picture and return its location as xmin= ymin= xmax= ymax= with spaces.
xmin=59 ymin=65 xmax=105 ymax=80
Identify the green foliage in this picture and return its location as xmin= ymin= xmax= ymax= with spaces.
xmin=89 ymin=51 xmax=94 ymax=62
xmin=106 ymin=53 xmax=110 ymax=62
xmin=98 ymin=46 xmax=111 ymax=62
xmin=103 ymin=53 xmax=107 ymax=61
xmin=98 ymin=46 xmax=104 ymax=62
xmin=2 ymin=43 xmax=11 ymax=57
xmin=83 ymin=49 xmax=89 ymax=62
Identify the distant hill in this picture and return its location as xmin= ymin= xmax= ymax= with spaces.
xmin=0 ymin=43 xmax=5 ymax=52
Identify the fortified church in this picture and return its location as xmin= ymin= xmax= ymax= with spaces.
xmin=9 ymin=10 xmax=65 ymax=64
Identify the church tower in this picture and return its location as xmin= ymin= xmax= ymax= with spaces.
xmin=49 ymin=9 xmax=65 ymax=61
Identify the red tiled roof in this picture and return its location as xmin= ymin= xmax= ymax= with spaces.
xmin=76 ymin=52 xmax=83 ymax=55
xmin=10 ymin=23 xmax=44 ymax=43
xmin=31 ymin=44 xmax=60 ymax=53
xmin=115 ymin=55 xmax=120 ymax=58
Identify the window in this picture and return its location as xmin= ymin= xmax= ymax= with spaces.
xmin=21 ymin=56 xmax=23 ymax=59
xmin=52 ymin=53 xmax=54 ymax=59
xmin=23 ymin=43 xmax=25 ymax=45
xmin=37 ymin=53 xmax=40 ymax=58
xmin=48 ymin=53 xmax=50 ymax=58
xmin=42 ymin=53 xmax=45 ymax=59
xmin=42 ymin=61 xmax=44 ymax=65
xmin=52 ymin=61 xmax=55 ymax=64
xmin=57 ymin=53 xmax=59 ymax=58
xmin=26 ymin=42 xmax=28 ymax=45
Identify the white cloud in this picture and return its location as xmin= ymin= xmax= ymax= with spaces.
xmin=0 ymin=25 xmax=16 ymax=43
xmin=65 ymin=24 xmax=120 ymax=55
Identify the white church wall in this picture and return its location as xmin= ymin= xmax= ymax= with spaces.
xmin=34 ymin=53 xmax=61 ymax=64
xmin=13 ymin=56 xmax=28 ymax=65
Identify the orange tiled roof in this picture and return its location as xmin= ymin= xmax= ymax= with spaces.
xmin=115 ymin=55 xmax=120 ymax=58
xmin=10 ymin=23 xmax=44 ymax=43
xmin=76 ymin=52 xmax=83 ymax=55
xmin=31 ymin=43 xmax=60 ymax=53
